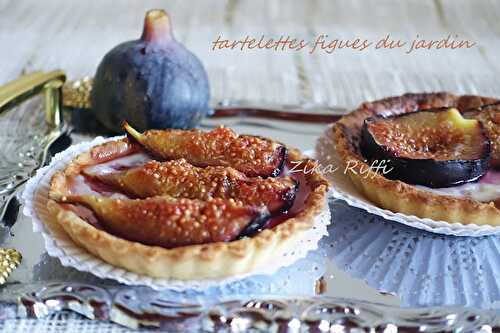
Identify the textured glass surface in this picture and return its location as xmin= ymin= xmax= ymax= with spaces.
xmin=0 ymin=103 xmax=498 ymax=330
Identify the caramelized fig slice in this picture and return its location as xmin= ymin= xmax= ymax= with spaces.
xmin=59 ymin=195 xmax=270 ymax=248
xmin=360 ymin=108 xmax=491 ymax=188
xmin=123 ymin=122 xmax=286 ymax=177
xmin=85 ymin=159 xmax=297 ymax=215
xmin=463 ymin=104 xmax=500 ymax=169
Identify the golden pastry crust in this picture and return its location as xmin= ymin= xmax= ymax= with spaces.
xmin=333 ymin=92 xmax=500 ymax=226
xmin=48 ymin=137 xmax=328 ymax=280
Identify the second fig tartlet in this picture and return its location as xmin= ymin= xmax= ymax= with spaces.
xmin=332 ymin=93 xmax=500 ymax=226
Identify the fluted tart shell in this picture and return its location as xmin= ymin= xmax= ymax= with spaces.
xmin=333 ymin=92 xmax=500 ymax=226
xmin=48 ymin=136 xmax=328 ymax=280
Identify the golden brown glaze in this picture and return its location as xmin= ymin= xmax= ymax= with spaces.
xmin=125 ymin=124 xmax=286 ymax=177
xmin=365 ymin=109 xmax=486 ymax=160
xmin=59 ymin=195 xmax=268 ymax=248
xmin=85 ymin=159 xmax=297 ymax=214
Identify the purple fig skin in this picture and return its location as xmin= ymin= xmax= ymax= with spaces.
xmin=91 ymin=9 xmax=212 ymax=133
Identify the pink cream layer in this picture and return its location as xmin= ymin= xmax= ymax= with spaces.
xmin=419 ymin=168 xmax=500 ymax=203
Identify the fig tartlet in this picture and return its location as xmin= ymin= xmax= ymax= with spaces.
xmin=333 ymin=93 xmax=500 ymax=226
xmin=48 ymin=125 xmax=328 ymax=280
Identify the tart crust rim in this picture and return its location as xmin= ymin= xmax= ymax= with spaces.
xmin=47 ymin=137 xmax=329 ymax=280
xmin=333 ymin=92 xmax=500 ymax=226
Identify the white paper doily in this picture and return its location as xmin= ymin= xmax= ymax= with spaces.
xmin=22 ymin=136 xmax=330 ymax=290
xmin=315 ymin=125 xmax=500 ymax=237
xmin=326 ymin=200 xmax=500 ymax=309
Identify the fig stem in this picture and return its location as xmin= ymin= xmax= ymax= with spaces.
xmin=123 ymin=121 xmax=143 ymax=142
xmin=141 ymin=9 xmax=173 ymax=45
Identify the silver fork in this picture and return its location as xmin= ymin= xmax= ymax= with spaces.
xmin=0 ymin=71 xmax=68 ymax=283
xmin=0 ymin=71 xmax=68 ymax=225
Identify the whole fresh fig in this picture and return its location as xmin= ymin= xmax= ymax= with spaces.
xmin=91 ymin=9 xmax=211 ymax=133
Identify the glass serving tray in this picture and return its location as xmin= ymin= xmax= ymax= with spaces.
xmin=0 ymin=72 xmax=498 ymax=331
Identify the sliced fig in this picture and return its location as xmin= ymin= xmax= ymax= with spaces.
xmin=123 ymin=122 xmax=286 ymax=177
xmin=360 ymin=108 xmax=491 ymax=188
xmin=463 ymin=103 xmax=500 ymax=169
xmin=84 ymin=159 xmax=297 ymax=215
xmin=58 ymin=195 xmax=269 ymax=248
